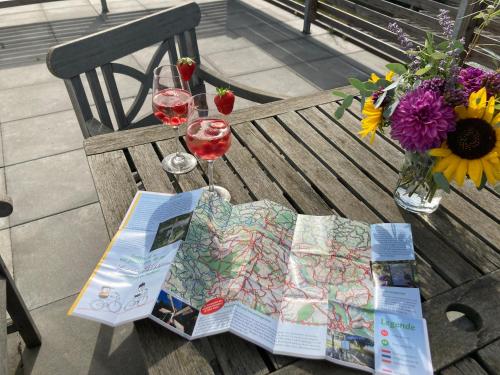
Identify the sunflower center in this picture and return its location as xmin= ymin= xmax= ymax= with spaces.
xmin=447 ymin=118 xmax=496 ymax=159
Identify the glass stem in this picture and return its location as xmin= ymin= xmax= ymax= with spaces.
xmin=207 ymin=160 xmax=215 ymax=192
xmin=175 ymin=126 xmax=182 ymax=158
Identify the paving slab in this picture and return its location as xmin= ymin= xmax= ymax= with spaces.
xmin=257 ymin=37 xmax=334 ymax=66
xmin=309 ymin=32 xmax=365 ymax=56
xmin=343 ymin=50 xmax=392 ymax=76
xmin=287 ymin=55 xmax=375 ymax=90
xmin=21 ymin=295 xmax=147 ymax=375
xmin=0 ymin=63 xmax=55 ymax=90
xmin=44 ymin=4 xmax=98 ymax=21
xmin=42 ymin=0 xmax=91 ymax=9
xmin=0 ymin=229 xmax=13 ymax=276
xmin=2 ymin=109 xmax=83 ymax=166
xmin=0 ymin=80 xmax=71 ymax=123
xmin=5 ymin=149 xmax=98 ymax=226
xmin=197 ymin=31 xmax=254 ymax=55
xmin=230 ymin=19 xmax=305 ymax=46
xmin=205 ymin=45 xmax=283 ymax=77
xmin=7 ymin=332 xmax=23 ymax=375
xmin=12 ymin=203 xmax=109 ymax=309
xmin=0 ymin=3 xmax=42 ymax=15
xmin=90 ymin=0 xmax=146 ymax=12
xmin=0 ymin=10 xmax=47 ymax=27
xmin=232 ymin=66 xmax=317 ymax=97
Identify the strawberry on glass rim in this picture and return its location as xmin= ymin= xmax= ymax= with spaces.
xmin=176 ymin=57 xmax=196 ymax=81
xmin=214 ymin=87 xmax=235 ymax=115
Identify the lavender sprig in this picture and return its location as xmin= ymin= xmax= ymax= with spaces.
xmin=437 ymin=9 xmax=454 ymax=39
xmin=388 ymin=22 xmax=414 ymax=50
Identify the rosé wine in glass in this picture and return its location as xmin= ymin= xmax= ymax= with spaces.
xmin=152 ymin=88 xmax=190 ymax=126
xmin=186 ymin=119 xmax=231 ymax=160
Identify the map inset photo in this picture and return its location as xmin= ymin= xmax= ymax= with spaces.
xmin=150 ymin=213 xmax=193 ymax=252
xmin=152 ymin=290 xmax=199 ymax=336
xmin=326 ymin=331 xmax=375 ymax=369
xmin=371 ymin=260 xmax=417 ymax=288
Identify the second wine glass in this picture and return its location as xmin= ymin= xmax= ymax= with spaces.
xmin=186 ymin=93 xmax=232 ymax=201
xmin=152 ymin=65 xmax=197 ymax=174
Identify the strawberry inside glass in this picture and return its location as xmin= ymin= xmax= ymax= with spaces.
xmin=152 ymin=88 xmax=190 ymax=126
xmin=186 ymin=119 xmax=231 ymax=160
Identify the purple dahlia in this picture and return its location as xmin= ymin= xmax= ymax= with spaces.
xmin=390 ymin=88 xmax=456 ymax=152
xmin=485 ymin=71 xmax=500 ymax=97
xmin=458 ymin=67 xmax=487 ymax=98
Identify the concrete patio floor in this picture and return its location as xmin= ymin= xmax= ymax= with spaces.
xmin=0 ymin=0 xmax=389 ymax=373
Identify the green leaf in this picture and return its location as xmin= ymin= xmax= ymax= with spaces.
xmin=495 ymin=103 xmax=500 ymax=110
xmin=343 ymin=95 xmax=354 ymax=108
xmin=365 ymin=81 xmax=378 ymax=90
xmin=436 ymin=41 xmax=449 ymax=50
xmin=332 ymin=90 xmax=348 ymax=99
xmin=431 ymin=51 xmax=447 ymax=60
xmin=416 ymin=64 xmax=432 ymax=76
xmin=348 ymin=78 xmax=366 ymax=91
xmin=385 ymin=63 xmax=406 ymax=75
xmin=433 ymin=172 xmax=450 ymax=193
xmin=477 ymin=174 xmax=487 ymax=190
xmin=383 ymin=78 xmax=400 ymax=92
xmin=334 ymin=106 xmax=345 ymax=119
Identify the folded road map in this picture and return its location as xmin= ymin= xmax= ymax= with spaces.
xmin=70 ymin=190 xmax=432 ymax=375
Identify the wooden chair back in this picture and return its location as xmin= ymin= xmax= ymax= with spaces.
xmin=46 ymin=2 xmax=203 ymax=138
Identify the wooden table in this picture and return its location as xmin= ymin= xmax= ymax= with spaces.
xmin=83 ymin=89 xmax=500 ymax=375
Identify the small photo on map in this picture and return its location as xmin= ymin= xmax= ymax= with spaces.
xmin=150 ymin=213 xmax=193 ymax=252
xmin=152 ymin=290 xmax=199 ymax=336
xmin=371 ymin=260 xmax=417 ymax=288
xmin=326 ymin=330 xmax=375 ymax=369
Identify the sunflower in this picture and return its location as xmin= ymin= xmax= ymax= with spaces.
xmin=359 ymin=97 xmax=383 ymax=144
xmin=369 ymin=71 xmax=395 ymax=83
xmin=430 ymin=87 xmax=500 ymax=187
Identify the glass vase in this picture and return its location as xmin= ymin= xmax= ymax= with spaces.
xmin=394 ymin=151 xmax=442 ymax=214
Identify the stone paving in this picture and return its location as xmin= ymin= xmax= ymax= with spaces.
xmin=0 ymin=0 xmax=389 ymax=373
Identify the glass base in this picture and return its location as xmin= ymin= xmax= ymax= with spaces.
xmin=394 ymin=186 xmax=442 ymax=214
xmin=162 ymin=152 xmax=197 ymax=174
xmin=204 ymin=185 xmax=231 ymax=201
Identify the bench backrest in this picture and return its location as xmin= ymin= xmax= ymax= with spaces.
xmin=46 ymin=2 xmax=202 ymax=138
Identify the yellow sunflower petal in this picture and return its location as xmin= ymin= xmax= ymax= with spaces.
xmin=483 ymin=96 xmax=495 ymax=124
xmin=468 ymin=159 xmax=483 ymax=187
xmin=482 ymin=158 xmax=497 ymax=186
xmin=454 ymin=159 xmax=468 ymax=186
xmin=385 ymin=71 xmax=395 ymax=81
xmin=429 ymin=148 xmax=452 ymax=157
xmin=369 ymin=73 xmax=380 ymax=83
xmin=467 ymin=87 xmax=487 ymax=119
xmin=492 ymin=113 xmax=500 ymax=126
xmin=455 ymin=105 xmax=468 ymax=120
xmin=434 ymin=155 xmax=457 ymax=173
xmin=443 ymin=157 xmax=461 ymax=182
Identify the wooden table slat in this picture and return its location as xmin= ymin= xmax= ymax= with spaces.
xmin=233 ymin=123 xmax=332 ymax=216
xmin=128 ymin=143 xmax=176 ymax=194
xmin=423 ymin=270 xmax=500 ymax=370
xmin=88 ymin=151 xmax=138 ymax=237
xmin=476 ymin=339 xmax=500 ymax=374
xmin=440 ymin=357 xmax=488 ymax=375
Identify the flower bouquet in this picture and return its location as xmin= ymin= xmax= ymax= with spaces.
xmin=334 ymin=10 xmax=500 ymax=214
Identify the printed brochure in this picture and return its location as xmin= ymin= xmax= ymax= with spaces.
xmin=69 ymin=190 xmax=432 ymax=374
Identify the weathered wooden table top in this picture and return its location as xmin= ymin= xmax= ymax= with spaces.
xmin=83 ymin=89 xmax=500 ymax=375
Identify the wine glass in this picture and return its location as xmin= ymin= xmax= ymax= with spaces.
xmin=186 ymin=93 xmax=232 ymax=200
xmin=152 ymin=65 xmax=197 ymax=174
